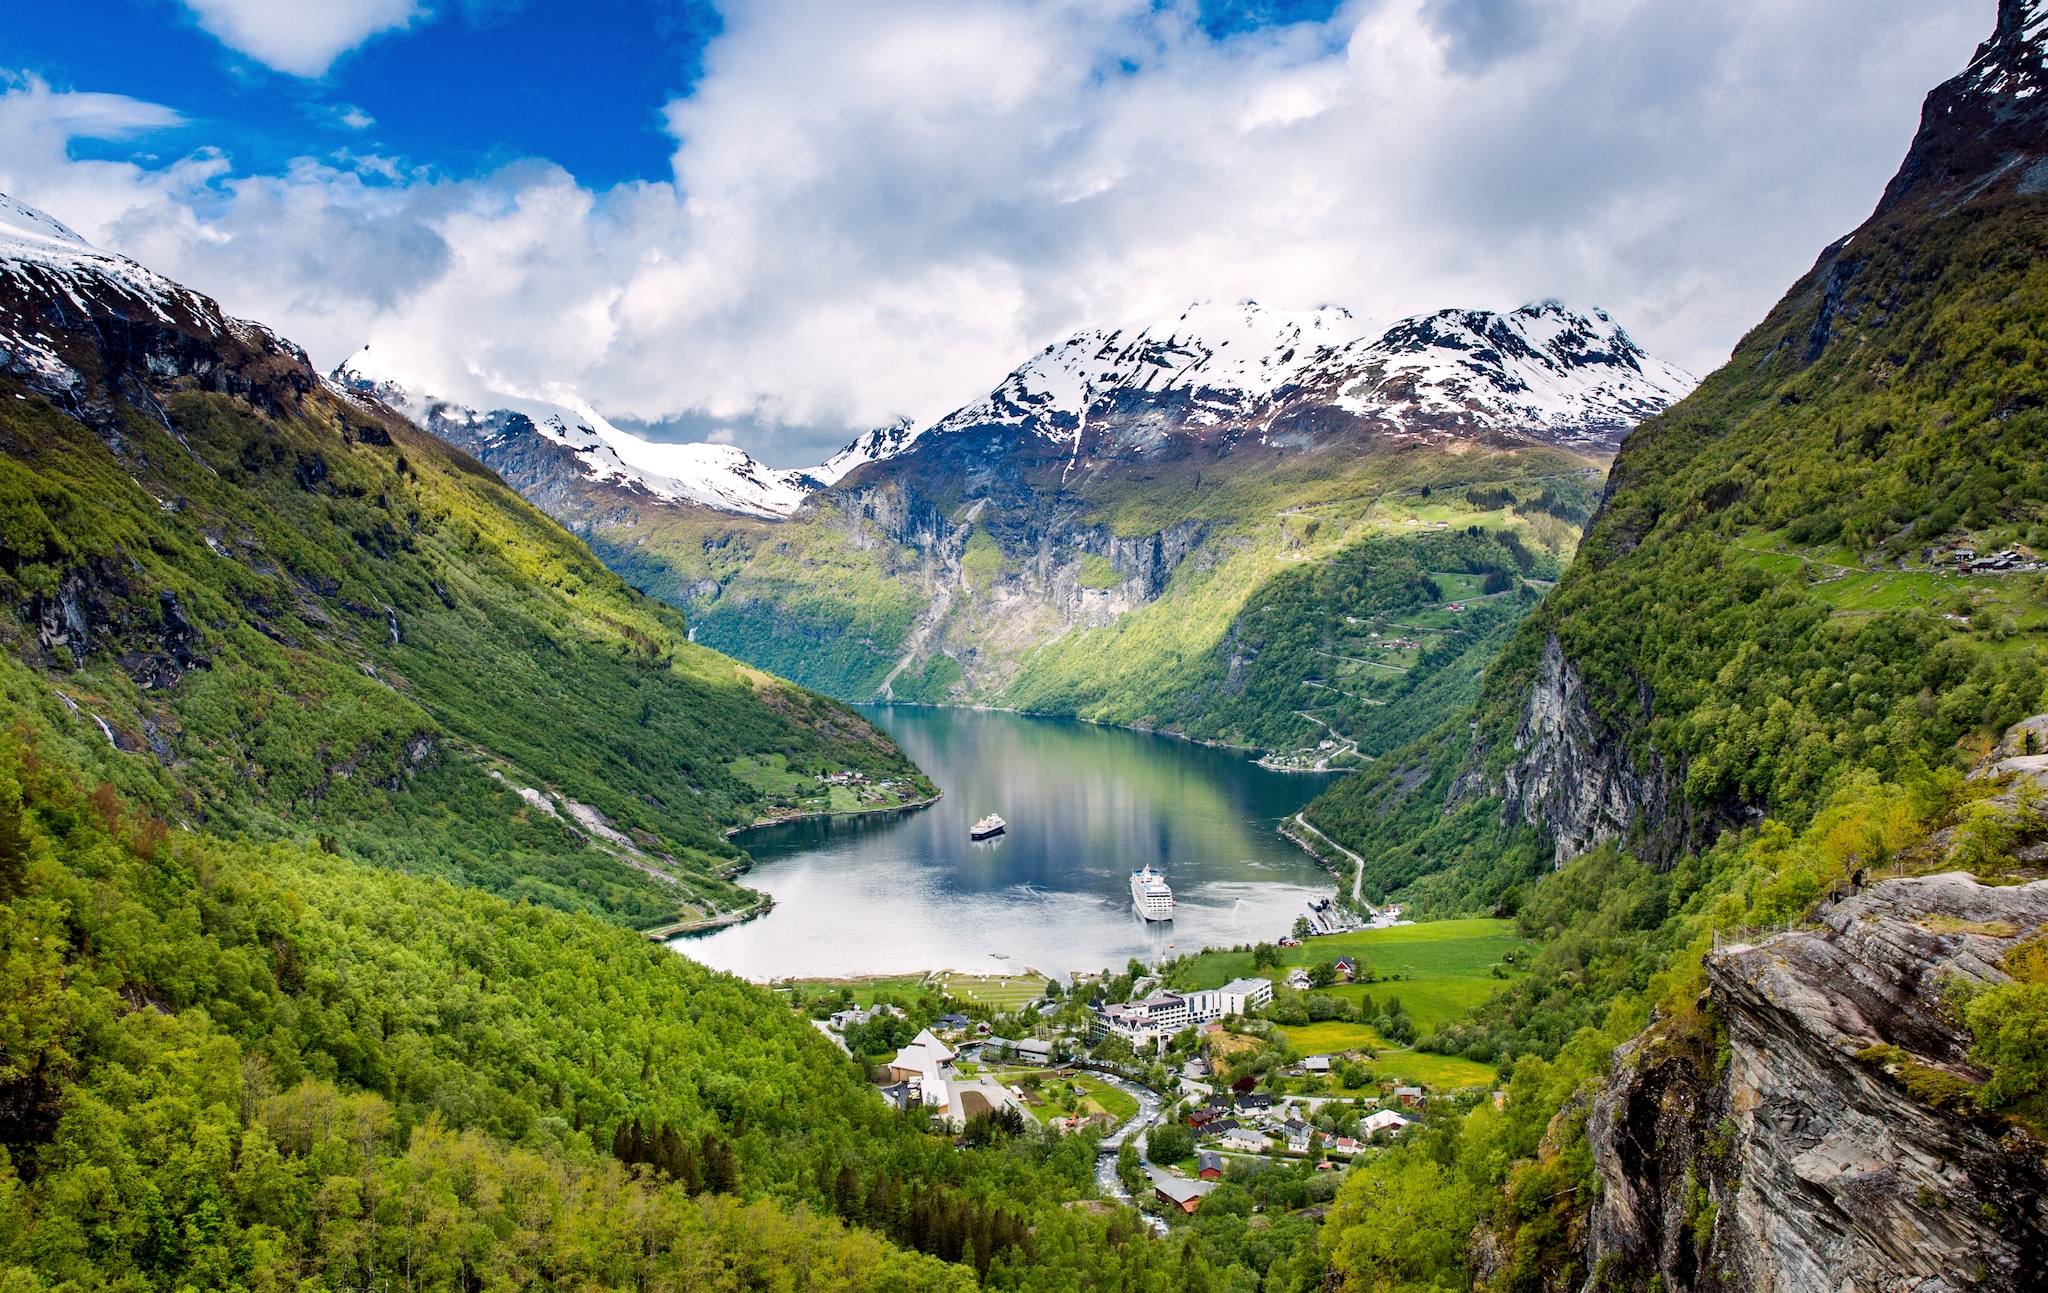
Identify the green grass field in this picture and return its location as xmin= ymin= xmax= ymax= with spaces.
xmin=1178 ymin=919 xmax=1525 ymax=1077
xmin=1322 ymin=977 xmax=1504 ymax=1032
xmin=1274 ymin=1025 xmax=1501 ymax=1091
xmin=1008 ymin=1070 xmax=1137 ymax=1124
xmin=787 ymin=975 xmax=932 ymax=1007
xmin=1358 ymin=1051 xmax=1499 ymax=1089
xmin=931 ymin=970 xmax=1050 ymax=1010
xmin=1280 ymin=1021 xmax=1383 ymax=1053
xmin=1175 ymin=918 xmax=1529 ymax=990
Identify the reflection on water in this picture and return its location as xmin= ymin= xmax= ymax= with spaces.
xmin=679 ymin=706 xmax=1342 ymax=980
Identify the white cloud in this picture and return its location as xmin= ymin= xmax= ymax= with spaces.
xmin=0 ymin=76 xmax=184 ymax=140
xmin=0 ymin=0 xmax=1995 ymax=465
xmin=183 ymin=0 xmax=423 ymax=78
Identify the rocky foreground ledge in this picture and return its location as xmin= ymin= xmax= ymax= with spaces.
xmin=1586 ymin=873 xmax=2048 ymax=1293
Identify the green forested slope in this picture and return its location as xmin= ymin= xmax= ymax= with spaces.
xmin=0 ymin=362 xmax=931 ymax=928
xmin=1304 ymin=125 xmax=2048 ymax=915
xmin=1298 ymin=13 xmax=2048 ymax=1286
xmin=0 ymin=720 xmax=1239 ymax=1291
xmin=672 ymin=441 xmax=1604 ymax=740
xmin=1003 ymin=528 xmax=1558 ymax=755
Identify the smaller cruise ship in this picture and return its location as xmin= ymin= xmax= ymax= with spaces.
xmin=970 ymin=814 xmax=1007 ymax=840
xmin=1130 ymin=865 xmax=1176 ymax=921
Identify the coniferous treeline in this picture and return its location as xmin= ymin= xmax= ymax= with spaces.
xmin=609 ymin=1118 xmax=741 ymax=1195
xmin=822 ymin=1161 xmax=1034 ymax=1278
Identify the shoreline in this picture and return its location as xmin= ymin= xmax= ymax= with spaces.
xmin=721 ymin=790 xmax=942 ymax=840
xmin=644 ymin=897 xmax=775 ymax=941
xmin=859 ymin=699 xmax=1329 ymax=761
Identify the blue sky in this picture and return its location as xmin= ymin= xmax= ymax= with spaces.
xmin=10 ymin=0 xmax=1342 ymax=190
xmin=11 ymin=0 xmax=725 ymax=188
xmin=0 ymin=0 xmax=1990 ymax=465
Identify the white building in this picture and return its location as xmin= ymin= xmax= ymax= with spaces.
xmin=1180 ymin=977 xmax=1273 ymax=1023
xmin=882 ymin=1029 xmax=1028 ymax=1127
xmin=1362 ymin=1110 xmax=1413 ymax=1137
xmin=1095 ymin=991 xmax=1191 ymax=1041
xmin=1094 ymin=977 xmax=1275 ymax=1043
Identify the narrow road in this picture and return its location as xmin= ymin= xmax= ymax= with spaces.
xmin=1293 ymin=813 xmax=1373 ymax=908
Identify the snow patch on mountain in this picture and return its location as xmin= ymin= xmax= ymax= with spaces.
xmin=932 ymin=301 xmax=1376 ymax=446
xmin=0 ymin=192 xmax=305 ymax=400
xmin=812 ymin=417 xmax=923 ymax=486
xmin=332 ymin=348 xmax=820 ymax=519
xmin=1330 ymin=304 xmax=1697 ymax=445
xmin=919 ymin=298 xmax=1691 ymax=453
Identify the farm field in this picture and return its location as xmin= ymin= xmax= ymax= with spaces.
xmin=1279 ymin=1021 xmax=1383 ymax=1053
xmin=1174 ymin=918 xmax=1529 ymax=990
xmin=785 ymin=975 xmax=931 ymax=1007
xmin=931 ymin=970 xmax=1050 ymax=1010
xmin=1322 ymin=977 xmax=1504 ymax=1032
xmin=1267 ymin=1023 xmax=1500 ymax=1091
xmin=1359 ymin=1050 xmax=1499 ymax=1089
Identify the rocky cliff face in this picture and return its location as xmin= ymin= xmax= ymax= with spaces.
xmin=1493 ymin=635 xmax=1677 ymax=864
xmin=1488 ymin=0 xmax=2048 ymax=872
xmin=0 ymin=193 xmax=317 ymax=438
xmin=1585 ymin=872 xmax=2048 ymax=1293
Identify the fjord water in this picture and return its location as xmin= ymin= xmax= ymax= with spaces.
xmin=682 ymin=706 xmax=1341 ymax=980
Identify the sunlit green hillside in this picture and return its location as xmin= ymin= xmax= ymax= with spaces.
xmin=0 ymin=367 xmax=931 ymax=930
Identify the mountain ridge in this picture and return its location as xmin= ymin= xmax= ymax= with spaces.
xmin=349 ymin=295 xmax=1690 ymax=757
xmin=0 ymin=191 xmax=936 ymax=929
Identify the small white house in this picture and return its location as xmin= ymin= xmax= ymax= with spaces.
xmin=1362 ymin=1109 xmax=1413 ymax=1137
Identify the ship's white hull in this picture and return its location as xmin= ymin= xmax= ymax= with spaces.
xmin=1130 ymin=868 xmax=1175 ymax=921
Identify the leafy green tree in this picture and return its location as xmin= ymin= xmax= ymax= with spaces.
xmin=1117 ymin=1142 xmax=1145 ymax=1197
xmin=1147 ymin=1123 xmax=1195 ymax=1165
xmin=1967 ymin=979 xmax=2048 ymax=1109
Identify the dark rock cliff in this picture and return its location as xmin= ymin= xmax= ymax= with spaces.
xmin=1585 ymin=872 xmax=2048 ymax=1293
xmin=1492 ymin=0 xmax=2048 ymax=870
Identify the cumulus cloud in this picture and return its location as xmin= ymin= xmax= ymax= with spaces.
xmin=183 ymin=0 xmax=423 ymax=77
xmin=0 ymin=0 xmax=1994 ymax=465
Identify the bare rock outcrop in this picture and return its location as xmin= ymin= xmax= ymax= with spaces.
xmin=1585 ymin=874 xmax=2048 ymax=1293
xmin=1496 ymin=634 xmax=1692 ymax=865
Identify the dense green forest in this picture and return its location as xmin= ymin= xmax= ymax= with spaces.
xmin=0 ymin=718 xmax=1305 ymax=1291
xmin=1302 ymin=163 xmax=2048 ymax=920
xmin=1092 ymin=527 xmax=1560 ymax=755
xmin=0 ymin=368 xmax=931 ymax=930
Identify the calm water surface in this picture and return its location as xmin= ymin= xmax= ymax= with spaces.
xmin=680 ymin=706 xmax=1342 ymax=980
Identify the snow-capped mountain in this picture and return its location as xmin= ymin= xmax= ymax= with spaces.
xmin=932 ymin=301 xmax=1375 ymax=441
xmin=0 ymin=192 xmax=307 ymax=405
xmin=913 ymin=299 xmax=1692 ymax=461
xmin=331 ymin=350 xmax=820 ymax=520
xmin=812 ymin=417 xmax=922 ymax=487
xmin=1326 ymin=303 xmax=1697 ymax=445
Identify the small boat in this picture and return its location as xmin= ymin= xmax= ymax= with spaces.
xmin=1130 ymin=866 xmax=1175 ymax=922
xmin=970 ymin=813 xmax=1007 ymax=840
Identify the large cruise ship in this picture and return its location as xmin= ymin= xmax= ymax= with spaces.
xmin=1130 ymin=866 xmax=1176 ymax=922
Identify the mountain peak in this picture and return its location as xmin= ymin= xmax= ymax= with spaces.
xmin=1876 ymin=0 xmax=2048 ymax=217
xmin=1974 ymin=0 xmax=2048 ymax=90
xmin=919 ymin=298 xmax=1690 ymax=459
xmin=0 ymin=193 xmax=91 ymax=251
